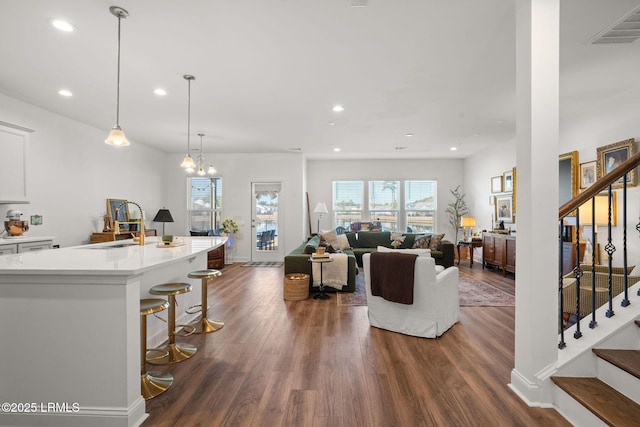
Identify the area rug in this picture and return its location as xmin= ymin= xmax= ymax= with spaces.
xmin=336 ymin=271 xmax=515 ymax=307
xmin=242 ymin=261 xmax=283 ymax=267
xmin=458 ymin=276 xmax=515 ymax=306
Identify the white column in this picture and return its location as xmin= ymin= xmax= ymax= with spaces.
xmin=509 ymin=0 xmax=560 ymax=405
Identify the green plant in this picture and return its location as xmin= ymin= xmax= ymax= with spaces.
xmin=445 ymin=185 xmax=469 ymax=243
xmin=220 ymin=218 xmax=239 ymax=234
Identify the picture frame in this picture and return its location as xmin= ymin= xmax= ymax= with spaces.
xmin=596 ymin=138 xmax=637 ymax=188
xmin=496 ymin=194 xmax=514 ymax=223
xmin=579 ymin=161 xmax=596 ymax=190
xmin=106 ymin=198 xmax=130 ymax=232
xmin=503 ymin=169 xmax=514 ymax=193
xmin=491 ymin=176 xmax=503 ymax=193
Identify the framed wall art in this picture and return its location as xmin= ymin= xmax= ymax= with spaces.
xmin=596 ymin=138 xmax=637 ymax=188
xmin=496 ymin=194 xmax=514 ymax=223
xmin=491 ymin=176 xmax=503 ymax=193
xmin=579 ymin=161 xmax=596 ymax=190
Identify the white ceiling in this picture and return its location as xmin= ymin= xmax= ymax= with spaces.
xmin=1 ymin=0 xmax=639 ymax=160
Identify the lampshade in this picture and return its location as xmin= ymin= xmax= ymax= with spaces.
xmin=105 ymin=126 xmax=129 ymax=147
xmin=153 ymin=209 xmax=174 ymax=223
xmin=579 ymin=193 xmax=616 ymax=226
xmin=180 ymin=154 xmax=196 ymax=169
xmin=460 ymin=216 xmax=476 ymax=227
xmin=314 ymin=202 xmax=328 ymax=214
xmin=104 ymin=6 xmax=130 ymax=147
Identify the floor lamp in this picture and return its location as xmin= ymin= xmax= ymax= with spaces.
xmin=314 ymin=202 xmax=328 ymax=234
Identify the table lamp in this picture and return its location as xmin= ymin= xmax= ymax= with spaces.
xmin=153 ymin=208 xmax=174 ymax=236
xmin=579 ymin=193 xmax=615 ymax=264
xmin=460 ymin=216 xmax=476 ymax=240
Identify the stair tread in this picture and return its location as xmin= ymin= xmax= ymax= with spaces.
xmin=551 ymin=376 xmax=640 ymax=426
xmin=593 ymin=349 xmax=640 ymax=379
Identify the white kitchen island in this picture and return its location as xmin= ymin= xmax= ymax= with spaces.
xmin=0 ymin=236 xmax=226 ymax=427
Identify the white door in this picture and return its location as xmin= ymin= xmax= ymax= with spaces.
xmin=251 ymin=182 xmax=282 ymax=262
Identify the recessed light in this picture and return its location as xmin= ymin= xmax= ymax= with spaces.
xmin=473 ymin=133 xmax=480 ymax=137
xmin=332 ymin=105 xmax=344 ymax=113
xmin=450 ymin=147 xmax=458 ymax=151
xmin=154 ymin=88 xmax=167 ymax=96
xmin=405 ymin=133 xmax=414 ymax=137
xmin=58 ymin=89 xmax=72 ymax=97
xmin=328 ymin=122 xmax=335 ymax=126
xmin=334 ymin=147 xmax=341 ymax=152
xmin=50 ymin=19 xmax=75 ymax=32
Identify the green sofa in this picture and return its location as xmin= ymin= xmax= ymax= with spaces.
xmin=283 ymin=235 xmax=358 ymax=292
xmin=345 ymin=231 xmax=455 ymax=268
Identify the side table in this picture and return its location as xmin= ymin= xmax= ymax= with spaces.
xmin=456 ymin=239 xmax=483 ymax=267
xmin=309 ymin=257 xmax=334 ymax=300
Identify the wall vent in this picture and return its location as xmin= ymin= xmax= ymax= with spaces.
xmin=587 ymin=6 xmax=640 ymax=44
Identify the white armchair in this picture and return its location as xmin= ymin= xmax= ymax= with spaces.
xmin=363 ymin=253 xmax=459 ymax=338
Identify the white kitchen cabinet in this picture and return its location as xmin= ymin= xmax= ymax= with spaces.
xmin=0 ymin=121 xmax=33 ymax=203
xmin=0 ymin=238 xmax=53 ymax=254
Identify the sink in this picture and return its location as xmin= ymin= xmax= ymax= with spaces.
xmin=84 ymin=241 xmax=154 ymax=249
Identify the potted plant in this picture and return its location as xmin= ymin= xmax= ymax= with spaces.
xmin=219 ymin=219 xmax=239 ymax=235
xmin=445 ymin=185 xmax=469 ymax=244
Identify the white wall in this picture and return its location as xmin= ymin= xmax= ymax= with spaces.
xmin=306 ymin=158 xmax=465 ymax=241
xmin=464 ymin=138 xmax=517 ymax=233
xmin=164 ymin=152 xmax=305 ymax=263
xmin=0 ymin=93 xmax=167 ymax=248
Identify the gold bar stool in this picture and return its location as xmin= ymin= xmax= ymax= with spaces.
xmin=187 ymin=269 xmax=224 ymax=334
xmin=148 ymin=282 xmax=197 ymax=364
xmin=140 ymin=298 xmax=173 ymax=399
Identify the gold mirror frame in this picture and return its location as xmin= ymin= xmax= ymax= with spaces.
xmin=559 ymin=151 xmax=579 ymax=208
xmin=106 ymin=198 xmax=130 ymax=231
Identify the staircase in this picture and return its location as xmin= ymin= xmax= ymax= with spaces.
xmin=554 ymin=152 xmax=640 ymax=425
xmin=552 ymin=322 xmax=640 ymax=425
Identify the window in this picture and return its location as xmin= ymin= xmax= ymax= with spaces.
xmin=188 ymin=177 xmax=222 ymax=232
xmin=333 ymin=181 xmax=363 ymax=229
xmin=369 ymin=181 xmax=399 ymax=231
xmin=332 ymin=179 xmax=436 ymax=232
xmin=405 ymin=180 xmax=436 ymax=233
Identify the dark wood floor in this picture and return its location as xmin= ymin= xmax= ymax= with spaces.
xmin=143 ymin=262 xmax=570 ymax=426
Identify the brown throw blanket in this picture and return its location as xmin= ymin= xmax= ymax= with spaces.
xmin=370 ymin=252 xmax=418 ymax=304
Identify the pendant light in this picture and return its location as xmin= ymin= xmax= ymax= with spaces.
xmin=195 ymin=134 xmax=217 ymax=176
xmin=105 ymin=6 xmax=130 ymax=147
xmin=180 ymin=75 xmax=197 ymax=170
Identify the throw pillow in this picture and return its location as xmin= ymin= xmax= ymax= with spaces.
xmin=413 ymin=235 xmax=432 ymax=249
xmin=429 ymin=233 xmax=445 ymax=251
xmin=336 ymin=234 xmax=351 ymax=250
xmin=304 ymin=235 xmax=321 ymax=254
xmin=319 ymin=229 xmax=340 ymax=249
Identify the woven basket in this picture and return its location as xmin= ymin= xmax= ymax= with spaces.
xmin=283 ymin=273 xmax=310 ymax=301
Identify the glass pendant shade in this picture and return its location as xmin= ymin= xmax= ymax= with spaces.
xmin=105 ymin=126 xmax=130 ymax=146
xmin=197 ymin=167 xmax=206 ymax=176
xmin=105 ymin=6 xmax=129 ymax=147
xmin=180 ymin=154 xmax=196 ymax=169
xmin=207 ymin=164 xmax=216 ymax=174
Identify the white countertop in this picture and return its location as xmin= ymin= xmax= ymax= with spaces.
xmin=0 ymin=236 xmax=226 ymax=275
xmin=0 ymin=235 xmax=56 ymax=244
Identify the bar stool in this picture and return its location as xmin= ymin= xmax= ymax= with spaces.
xmin=187 ymin=269 xmax=224 ymax=334
xmin=148 ymin=282 xmax=197 ymax=364
xmin=140 ymin=298 xmax=173 ymax=399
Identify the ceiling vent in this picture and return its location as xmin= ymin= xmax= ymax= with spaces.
xmin=351 ymin=0 xmax=368 ymax=7
xmin=587 ymin=6 xmax=640 ymax=44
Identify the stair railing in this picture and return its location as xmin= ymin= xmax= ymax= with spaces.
xmin=558 ymin=151 xmax=640 ymax=348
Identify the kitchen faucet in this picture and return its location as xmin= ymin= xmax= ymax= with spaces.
xmin=113 ymin=201 xmax=145 ymax=246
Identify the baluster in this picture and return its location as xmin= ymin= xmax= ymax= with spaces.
xmin=622 ymin=175 xmax=630 ymax=307
xmin=558 ymin=220 xmax=566 ymax=349
xmin=605 ymin=185 xmax=616 ymax=318
xmin=573 ymin=211 xmax=582 ymax=339
xmin=589 ymin=195 xmax=597 ymax=329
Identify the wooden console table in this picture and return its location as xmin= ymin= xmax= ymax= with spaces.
xmin=90 ymin=229 xmax=157 ymax=244
xmin=482 ymin=232 xmax=516 ymax=276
